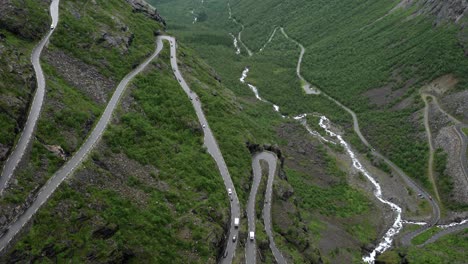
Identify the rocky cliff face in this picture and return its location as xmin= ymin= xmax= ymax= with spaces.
xmin=126 ymin=0 xmax=166 ymax=26
xmin=399 ymin=0 xmax=468 ymax=24
xmin=418 ymin=0 xmax=468 ymax=24
xmin=0 ymin=0 xmax=49 ymax=39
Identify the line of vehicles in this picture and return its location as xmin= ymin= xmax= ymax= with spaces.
xmin=230 ymin=190 xmax=255 ymax=240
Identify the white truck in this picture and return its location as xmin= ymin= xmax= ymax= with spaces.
xmin=234 ymin=217 xmax=239 ymax=228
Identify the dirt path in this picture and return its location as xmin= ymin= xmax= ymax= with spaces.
xmin=421 ymin=94 xmax=442 ymax=202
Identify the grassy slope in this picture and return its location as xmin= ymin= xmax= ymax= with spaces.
xmin=7 ymin=48 xmax=229 ymax=262
xmin=379 ymin=229 xmax=468 ymax=264
xmin=233 ymin=0 xmax=468 ymax=189
xmin=150 ymin=0 xmax=414 ymax=261
xmin=153 ymin=0 xmax=468 ymax=192
xmin=0 ymin=0 xmax=49 ymax=166
xmin=1 ymin=0 xmax=163 ymax=206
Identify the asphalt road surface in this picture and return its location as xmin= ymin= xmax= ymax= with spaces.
xmin=246 ymin=152 xmax=286 ymax=264
xmin=454 ymin=124 xmax=468 ymax=183
xmin=280 ymin=28 xmax=320 ymax=95
xmin=424 ymin=221 xmax=468 ymax=245
xmin=0 ymin=0 xmax=60 ymax=195
xmin=160 ymin=36 xmax=240 ymax=264
xmin=257 ymin=152 xmax=286 ymax=264
xmin=0 ymin=37 xmax=163 ymax=254
xmin=421 ymin=94 xmax=441 ymax=201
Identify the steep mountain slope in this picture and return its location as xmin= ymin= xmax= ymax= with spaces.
xmin=1 ymin=0 xmax=466 ymax=263
xmin=0 ymin=0 xmax=49 ymax=170
xmin=152 ymin=0 xmax=468 ymax=262
xmin=0 ymin=0 xmax=293 ymax=261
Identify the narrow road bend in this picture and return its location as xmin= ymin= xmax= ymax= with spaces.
xmin=246 ymin=152 xmax=286 ymax=264
xmin=421 ymin=94 xmax=442 ymax=202
xmin=160 ymin=36 xmax=240 ymax=264
xmin=258 ymin=152 xmax=287 ymax=264
xmin=0 ymin=37 xmax=163 ymax=253
xmin=279 ymin=27 xmax=440 ymax=246
xmin=0 ymin=0 xmax=60 ymax=195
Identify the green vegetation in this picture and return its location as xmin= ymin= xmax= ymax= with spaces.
xmin=405 ymin=229 xmax=468 ymax=264
xmin=8 ymin=48 xmax=229 ymax=263
xmin=434 ymin=148 xmax=468 ymax=211
xmin=152 ymin=0 xmax=468 ymax=200
xmin=0 ymin=29 xmax=43 ymax=166
xmin=287 ymin=167 xmax=371 ymax=219
xmin=52 ymin=0 xmax=162 ymax=79
xmin=411 ymin=226 xmax=440 ymax=245
xmin=1 ymin=0 xmax=163 ymax=208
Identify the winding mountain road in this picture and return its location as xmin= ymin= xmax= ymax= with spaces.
xmin=161 ymin=36 xmax=240 ymax=264
xmin=421 ymin=94 xmax=442 ymax=202
xmin=0 ymin=37 xmax=163 ymax=253
xmin=227 ymin=3 xmax=252 ymax=56
xmin=278 ymin=27 xmax=441 ymax=249
xmin=425 ymin=94 xmax=467 ymax=183
xmin=245 ymin=152 xmax=286 ymax=264
xmin=454 ymin=124 xmax=468 ymax=183
xmin=0 ymin=0 xmax=60 ymax=195
xmin=279 ymin=28 xmax=320 ymax=95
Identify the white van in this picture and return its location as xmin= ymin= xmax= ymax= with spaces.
xmin=249 ymin=231 xmax=255 ymax=240
xmin=234 ymin=218 xmax=239 ymax=228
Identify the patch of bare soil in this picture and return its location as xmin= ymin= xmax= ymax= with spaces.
xmin=435 ymin=127 xmax=468 ymax=204
xmin=363 ymin=68 xmax=417 ymax=108
xmin=272 ymin=122 xmax=399 ymax=262
xmin=441 ymin=90 xmax=468 ymax=122
xmin=44 ymin=49 xmax=116 ymax=105
xmin=421 ymin=74 xmax=458 ymax=95
xmin=72 ymin=144 xmax=162 ymax=208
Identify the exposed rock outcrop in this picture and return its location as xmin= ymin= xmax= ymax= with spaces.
xmin=126 ymin=0 xmax=166 ymax=26
xmin=43 ymin=49 xmax=116 ymax=105
xmin=434 ymin=127 xmax=468 ymax=204
xmin=397 ymin=0 xmax=468 ymax=24
xmin=0 ymin=0 xmax=49 ymax=39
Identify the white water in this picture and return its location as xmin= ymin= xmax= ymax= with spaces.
xmin=240 ymin=68 xmax=284 ymax=115
xmin=318 ymin=116 xmax=403 ymax=264
xmin=402 ymin=220 xmax=427 ymax=226
xmin=293 ymin=114 xmax=336 ymax=145
xmin=437 ymin=219 xmax=468 ymax=229
xmin=240 ymin=67 xmax=249 ymax=83
xmin=227 ymin=3 xmax=253 ymax=56
xmin=229 ymin=33 xmax=241 ymax=55
xmin=239 ymin=66 xmax=403 ymax=262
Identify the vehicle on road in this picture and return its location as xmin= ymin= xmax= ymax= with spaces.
xmin=202 ymin=124 xmax=206 ymax=128
xmin=234 ymin=217 xmax=239 ymax=228
xmin=228 ymin=188 xmax=232 ymax=195
xmin=0 ymin=228 xmax=8 ymax=238
xmin=232 ymin=235 xmax=237 ymax=242
xmin=249 ymin=231 xmax=255 ymax=240
xmin=50 ymin=24 xmax=55 ymax=30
